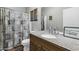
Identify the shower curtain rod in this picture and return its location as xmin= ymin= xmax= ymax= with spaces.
xmin=0 ymin=7 xmax=28 ymax=14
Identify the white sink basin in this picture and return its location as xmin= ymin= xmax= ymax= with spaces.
xmin=41 ymin=34 xmax=56 ymax=38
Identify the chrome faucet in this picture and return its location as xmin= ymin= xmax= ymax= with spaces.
xmin=49 ymin=26 xmax=52 ymax=34
xmin=49 ymin=26 xmax=58 ymax=35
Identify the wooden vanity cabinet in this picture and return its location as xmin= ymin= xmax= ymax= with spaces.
xmin=30 ymin=34 xmax=69 ymax=51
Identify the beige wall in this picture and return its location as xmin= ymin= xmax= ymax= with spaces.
xmin=28 ymin=7 xmax=41 ymax=31
xmin=27 ymin=7 xmax=70 ymax=32
xmin=41 ymin=7 xmax=70 ymax=32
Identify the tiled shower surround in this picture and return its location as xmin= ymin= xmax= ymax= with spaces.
xmin=0 ymin=8 xmax=29 ymax=50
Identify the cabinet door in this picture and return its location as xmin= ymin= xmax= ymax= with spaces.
xmin=30 ymin=42 xmax=42 ymax=51
xmin=30 ymin=34 xmax=42 ymax=51
xmin=30 ymin=42 xmax=37 ymax=51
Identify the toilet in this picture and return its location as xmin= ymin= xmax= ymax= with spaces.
xmin=21 ymin=39 xmax=29 ymax=51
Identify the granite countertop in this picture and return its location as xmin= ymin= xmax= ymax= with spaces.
xmin=30 ymin=31 xmax=79 ymax=51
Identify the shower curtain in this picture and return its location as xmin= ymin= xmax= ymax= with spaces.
xmin=0 ymin=8 xmax=29 ymax=51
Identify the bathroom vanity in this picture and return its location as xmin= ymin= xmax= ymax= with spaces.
xmin=30 ymin=31 xmax=70 ymax=51
xmin=30 ymin=31 xmax=79 ymax=51
xmin=30 ymin=34 xmax=69 ymax=51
